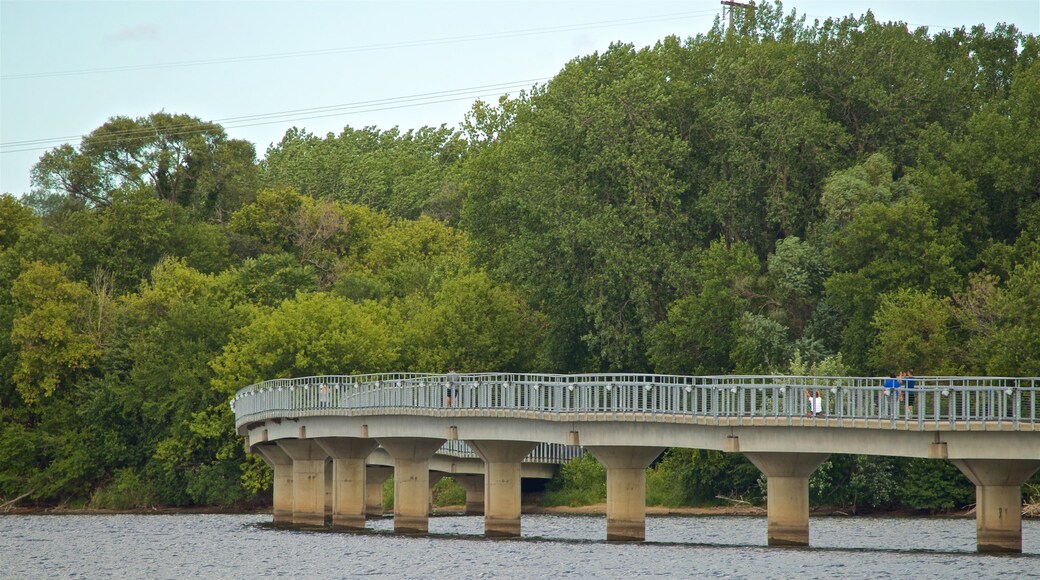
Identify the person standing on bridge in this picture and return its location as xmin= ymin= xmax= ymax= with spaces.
xmin=904 ymin=369 xmax=916 ymax=416
xmin=883 ymin=373 xmax=900 ymax=416
xmin=804 ymin=389 xmax=823 ymax=417
xmin=446 ymin=367 xmax=460 ymax=407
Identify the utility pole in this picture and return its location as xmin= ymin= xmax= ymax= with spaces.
xmin=720 ymin=0 xmax=756 ymax=33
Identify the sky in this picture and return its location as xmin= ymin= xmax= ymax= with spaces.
xmin=2 ymin=1 xmax=1039 ymax=197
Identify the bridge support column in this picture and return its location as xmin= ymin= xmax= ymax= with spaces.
xmin=455 ymin=474 xmax=485 ymax=515
xmin=254 ymin=444 xmax=293 ymax=524
xmin=468 ymin=441 xmax=538 ymax=537
xmin=276 ymin=440 xmax=329 ymax=526
xmin=316 ymin=438 xmax=379 ymax=529
xmin=951 ymin=459 xmax=1040 ymax=553
xmin=365 ymin=465 xmax=393 ymax=518
xmin=585 ymin=446 xmax=665 ymax=541
xmin=377 ymin=437 xmax=446 ymax=533
xmin=745 ymin=452 xmax=829 ymax=547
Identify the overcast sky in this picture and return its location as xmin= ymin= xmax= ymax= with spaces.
xmin=2 ymin=0 xmax=1038 ymax=197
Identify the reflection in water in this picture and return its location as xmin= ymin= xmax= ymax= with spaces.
xmin=2 ymin=513 xmax=1037 ymax=578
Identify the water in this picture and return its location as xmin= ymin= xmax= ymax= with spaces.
xmin=2 ymin=513 xmax=1038 ymax=578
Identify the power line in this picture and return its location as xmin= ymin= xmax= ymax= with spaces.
xmin=0 ymin=78 xmax=548 ymax=154
xmin=1 ymin=9 xmax=721 ymax=81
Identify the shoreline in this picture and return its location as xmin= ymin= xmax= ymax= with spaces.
xmin=1 ymin=503 xmax=994 ymax=519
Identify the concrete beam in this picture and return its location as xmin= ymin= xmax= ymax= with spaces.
xmin=951 ymin=459 xmax=1040 ymax=553
xmin=276 ymin=439 xmax=329 ymax=526
xmin=468 ymin=440 xmax=539 ymax=537
xmin=377 ymin=437 xmax=446 ymax=533
xmin=744 ymin=452 xmax=829 ymax=547
xmin=585 ymin=446 xmax=665 ymax=542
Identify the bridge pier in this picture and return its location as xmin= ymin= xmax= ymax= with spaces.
xmin=276 ymin=440 xmax=328 ymax=526
xmin=585 ymin=446 xmax=665 ymax=541
xmin=378 ymin=437 xmax=446 ymax=533
xmin=951 ymin=458 xmax=1040 ymax=553
xmin=365 ymin=465 xmax=393 ymax=518
xmin=455 ymin=474 xmax=485 ymax=515
xmin=316 ymin=438 xmax=378 ymax=529
xmin=468 ymin=441 xmax=538 ymax=537
xmin=744 ymin=452 xmax=829 ymax=547
xmin=254 ymin=443 xmax=293 ymax=524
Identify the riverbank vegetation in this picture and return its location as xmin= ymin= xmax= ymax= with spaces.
xmin=2 ymin=3 xmax=1039 ymax=513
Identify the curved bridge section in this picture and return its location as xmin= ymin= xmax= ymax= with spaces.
xmin=232 ymin=373 xmax=1040 ymax=552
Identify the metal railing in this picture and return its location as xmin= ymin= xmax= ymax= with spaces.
xmin=438 ymin=440 xmax=585 ymax=464
xmin=232 ymin=373 xmax=1040 ymax=432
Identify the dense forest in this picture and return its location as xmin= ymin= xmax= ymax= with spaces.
xmin=2 ymin=4 xmax=1038 ymax=512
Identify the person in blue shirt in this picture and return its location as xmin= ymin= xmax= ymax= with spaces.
xmin=904 ymin=369 xmax=916 ymax=415
xmin=883 ymin=373 xmax=900 ymax=415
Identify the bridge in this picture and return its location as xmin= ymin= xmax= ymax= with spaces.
xmin=232 ymin=373 xmax=1040 ymax=553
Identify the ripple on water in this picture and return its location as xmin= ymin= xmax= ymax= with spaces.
xmin=0 ymin=514 xmax=1037 ymax=578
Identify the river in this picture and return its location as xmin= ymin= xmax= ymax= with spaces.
xmin=2 ymin=513 xmax=1038 ymax=578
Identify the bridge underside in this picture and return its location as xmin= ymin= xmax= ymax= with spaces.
xmin=247 ymin=414 xmax=1040 ymax=552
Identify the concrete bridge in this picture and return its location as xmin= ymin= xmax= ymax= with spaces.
xmin=232 ymin=373 xmax=1040 ymax=553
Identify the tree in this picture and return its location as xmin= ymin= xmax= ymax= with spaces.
xmin=262 ymin=125 xmax=466 ymax=219
xmin=648 ymin=239 xmax=759 ymax=374
xmin=212 ymin=293 xmax=398 ymax=391
xmin=9 ymin=262 xmax=99 ymax=403
xmin=869 ymin=289 xmax=956 ymax=374
xmin=401 ymin=272 xmax=546 ymax=372
xmin=31 ymin=112 xmax=258 ymax=219
xmin=731 ymin=312 xmax=792 ymax=373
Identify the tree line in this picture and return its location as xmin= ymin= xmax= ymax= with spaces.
xmin=1 ymin=3 xmax=1038 ymax=511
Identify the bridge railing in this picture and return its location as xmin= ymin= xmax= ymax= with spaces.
xmin=437 ymin=440 xmax=585 ymax=464
xmin=232 ymin=374 xmax=1039 ymax=430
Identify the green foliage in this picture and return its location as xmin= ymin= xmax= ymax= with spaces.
xmin=870 ymin=289 xmax=956 ymax=374
xmin=432 ymin=477 xmax=466 ymax=507
xmin=648 ymin=240 xmax=759 ymax=374
xmin=644 ymin=448 xmax=763 ymax=506
xmin=212 ymin=292 xmax=397 ymax=392
xmin=402 ymin=272 xmax=546 ymax=372
xmin=31 ymin=112 xmax=258 ymax=220
xmin=730 ymin=312 xmax=792 ymax=373
xmin=899 ymin=459 xmax=974 ymax=512
xmin=810 ymin=455 xmax=900 ymax=512
xmin=541 ymin=453 xmax=606 ymax=507
xmin=3 ymin=9 xmax=1039 ymax=512
xmin=263 ymin=125 xmax=466 ymax=219
xmin=90 ymin=469 xmax=158 ymax=510
xmin=9 ymin=261 xmax=99 ymax=403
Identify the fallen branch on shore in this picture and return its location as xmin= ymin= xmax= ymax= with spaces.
xmin=715 ymin=495 xmax=754 ymax=506
xmin=0 ymin=489 xmax=35 ymax=512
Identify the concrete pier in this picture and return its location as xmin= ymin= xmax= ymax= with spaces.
xmin=377 ymin=437 xmax=446 ymax=533
xmin=254 ymin=444 xmax=293 ymax=524
xmin=455 ymin=474 xmax=485 ymax=515
xmin=276 ymin=439 xmax=328 ymax=526
xmin=316 ymin=438 xmax=378 ymax=529
xmin=951 ymin=458 xmax=1040 ymax=553
xmin=585 ymin=446 xmax=664 ymax=541
xmin=744 ymin=452 xmax=829 ymax=547
xmin=365 ymin=465 xmax=393 ymax=518
xmin=468 ymin=441 xmax=538 ymax=537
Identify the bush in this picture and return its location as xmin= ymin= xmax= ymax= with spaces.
xmin=432 ymin=477 xmax=466 ymax=507
xmin=899 ymin=458 xmax=974 ymax=512
xmin=90 ymin=469 xmax=158 ymax=510
xmin=541 ymin=453 xmax=606 ymax=507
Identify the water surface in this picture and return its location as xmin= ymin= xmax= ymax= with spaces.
xmin=2 ymin=513 xmax=1037 ymax=578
